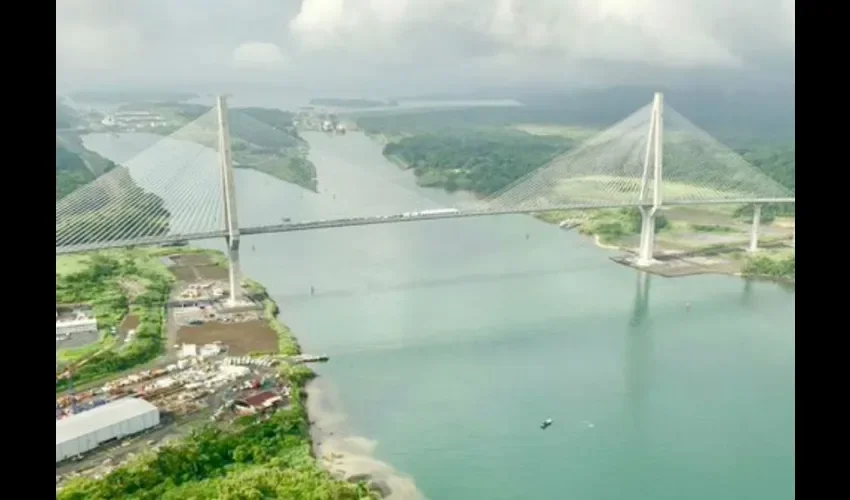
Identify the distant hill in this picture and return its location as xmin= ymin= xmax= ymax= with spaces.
xmin=56 ymin=143 xmax=94 ymax=201
xmin=56 ymin=99 xmax=81 ymax=129
xmin=310 ymin=98 xmax=397 ymax=108
xmin=56 ymin=134 xmax=117 ymax=201
xmin=392 ymin=85 xmax=795 ymax=144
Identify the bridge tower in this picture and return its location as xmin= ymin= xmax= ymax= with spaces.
xmin=636 ymin=92 xmax=664 ymax=267
xmin=216 ymin=95 xmax=243 ymax=306
xmin=748 ymin=204 xmax=762 ymax=253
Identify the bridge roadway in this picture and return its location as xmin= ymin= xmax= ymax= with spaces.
xmin=55 ymin=197 xmax=796 ymax=256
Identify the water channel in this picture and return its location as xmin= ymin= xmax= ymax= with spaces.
xmin=83 ymin=129 xmax=795 ymax=500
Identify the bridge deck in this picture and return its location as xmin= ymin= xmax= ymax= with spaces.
xmin=56 ymin=198 xmax=795 ymax=255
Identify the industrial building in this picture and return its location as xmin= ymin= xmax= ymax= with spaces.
xmin=234 ymin=391 xmax=284 ymax=414
xmin=56 ymin=310 xmax=98 ymax=339
xmin=56 ymin=398 xmax=160 ymax=463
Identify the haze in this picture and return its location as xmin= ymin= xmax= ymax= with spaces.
xmin=56 ymin=0 xmax=794 ymax=94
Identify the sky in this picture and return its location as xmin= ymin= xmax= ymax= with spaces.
xmin=56 ymin=0 xmax=795 ymax=95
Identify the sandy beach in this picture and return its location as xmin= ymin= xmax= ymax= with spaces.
xmin=305 ymin=377 xmax=425 ymax=500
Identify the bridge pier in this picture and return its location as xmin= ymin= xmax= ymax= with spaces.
xmin=216 ymin=95 xmax=244 ymax=306
xmin=636 ymin=207 xmax=657 ymax=267
xmin=748 ymin=204 xmax=761 ymax=253
xmin=226 ymin=236 xmax=242 ymax=303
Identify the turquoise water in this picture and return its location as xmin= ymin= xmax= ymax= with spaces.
xmin=84 ymin=130 xmax=795 ymax=500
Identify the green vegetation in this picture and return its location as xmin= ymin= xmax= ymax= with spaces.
xmin=55 ymin=167 xmax=171 ymax=246
xmin=362 ymin=104 xmax=794 ymax=251
xmin=742 ymin=253 xmax=795 ymax=281
xmin=55 ymin=250 xmax=184 ymax=391
xmin=359 ymin=103 xmax=795 ymax=203
xmin=310 ymin=98 xmax=396 ymax=108
xmin=58 ymin=383 xmax=373 ymax=499
xmin=578 ymin=208 xmax=669 ymax=244
xmin=57 ymin=336 xmax=118 ymax=364
xmin=533 ymin=211 xmax=577 ymax=225
xmin=383 ymin=130 xmax=573 ymax=194
xmin=58 ymin=278 xmax=375 ymax=500
xmin=56 ymin=133 xmax=118 ymax=201
xmin=689 ymin=224 xmax=735 ymax=233
xmin=56 ymin=144 xmax=97 ymax=201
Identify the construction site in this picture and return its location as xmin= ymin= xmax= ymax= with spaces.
xmin=163 ymin=253 xmax=277 ymax=356
xmin=55 ymin=250 xmax=289 ymax=489
xmin=56 ymin=344 xmax=291 ymax=488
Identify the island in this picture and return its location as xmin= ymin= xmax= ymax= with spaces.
xmin=356 ymin=104 xmax=795 ymax=284
xmin=309 ymin=98 xmax=398 ymax=108
xmin=56 ymin=248 xmax=381 ymax=499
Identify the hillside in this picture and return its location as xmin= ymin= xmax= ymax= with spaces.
xmin=56 ymin=143 xmax=96 ymax=201
xmin=56 ymin=134 xmax=118 ymax=201
xmin=56 ymin=99 xmax=81 ymax=129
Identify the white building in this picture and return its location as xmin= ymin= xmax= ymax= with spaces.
xmin=56 ymin=398 xmax=160 ymax=463
xmin=56 ymin=310 xmax=98 ymax=338
xmin=180 ymin=344 xmax=199 ymax=358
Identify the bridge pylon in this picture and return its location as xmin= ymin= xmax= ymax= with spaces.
xmin=636 ymin=92 xmax=664 ymax=267
xmin=748 ymin=204 xmax=762 ymax=253
xmin=216 ymin=95 xmax=244 ymax=307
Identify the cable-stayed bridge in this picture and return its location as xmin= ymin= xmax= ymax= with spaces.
xmin=56 ymin=93 xmax=794 ymax=304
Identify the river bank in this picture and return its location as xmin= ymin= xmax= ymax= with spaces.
xmin=533 ymin=209 xmax=795 ymax=284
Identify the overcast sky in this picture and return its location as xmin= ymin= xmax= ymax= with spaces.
xmin=56 ymin=0 xmax=795 ymax=94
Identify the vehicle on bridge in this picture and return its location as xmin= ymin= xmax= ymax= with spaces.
xmin=420 ymin=208 xmax=460 ymax=216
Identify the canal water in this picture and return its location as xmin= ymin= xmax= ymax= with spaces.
xmin=82 ymin=130 xmax=795 ymax=500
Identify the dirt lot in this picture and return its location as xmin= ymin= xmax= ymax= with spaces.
xmin=170 ymin=254 xmax=215 ymax=266
xmin=170 ymin=266 xmax=198 ymax=282
xmin=176 ymin=320 xmax=277 ymax=355
xmin=195 ymin=265 xmax=229 ymax=280
xmin=119 ymin=315 xmax=140 ymax=335
xmin=167 ymin=253 xmax=229 ymax=282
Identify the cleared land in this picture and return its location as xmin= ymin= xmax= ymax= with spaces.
xmin=513 ymin=124 xmax=598 ymax=141
xmin=549 ymin=175 xmax=746 ymax=205
xmin=166 ymin=254 xmax=229 ymax=281
xmin=175 ymin=320 xmax=277 ymax=355
xmin=118 ymin=314 xmax=139 ymax=338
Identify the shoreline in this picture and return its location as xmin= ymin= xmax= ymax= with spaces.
xmin=583 ymin=228 xmax=794 ymax=285
xmin=259 ymin=287 xmax=425 ymax=499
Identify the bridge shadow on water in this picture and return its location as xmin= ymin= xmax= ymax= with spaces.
xmin=623 ymin=273 xmax=759 ymax=431
xmin=625 ymin=271 xmax=653 ymax=439
xmin=620 ymin=273 xmax=770 ymax=486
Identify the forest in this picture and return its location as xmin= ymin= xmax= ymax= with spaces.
xmin=362 ymin=103 xmax=795 ymax=206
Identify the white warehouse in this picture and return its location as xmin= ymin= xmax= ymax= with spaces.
xmin=56 ymin=310 xmax=98 ymax=338
xmin=56 ymin=397 xmax=160 ymax=463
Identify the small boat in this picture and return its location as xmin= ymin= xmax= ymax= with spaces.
xmin=540 ymin=418 xmax=553 ymax=430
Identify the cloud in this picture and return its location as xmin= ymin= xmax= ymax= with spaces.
xmin=231 ymin=42 xmax=287 ymax=70
xmin=290 ymin=0 xmax=794 ymax=70
xmin=55 ymin=0 xmax=793 ymax=90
